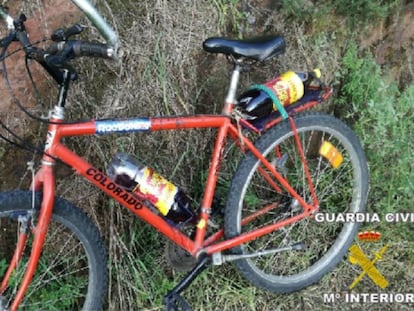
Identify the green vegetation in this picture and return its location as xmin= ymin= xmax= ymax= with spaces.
xmin=0 ymin=259 xmax=83 ymax=311
xmin=282 ymin=0 xmax=401 ymax=26
xmin=333 ymin=0 xmax=398 ymax=26
xmin=213 ymin=0 xmax=248 ymax=37
xmin=336 ymin=41 xmax=414 ymax=300
xmin=339 ymin=43 xmax=414 ymax=220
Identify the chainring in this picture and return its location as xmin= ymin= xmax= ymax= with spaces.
xmin=165 ymin=240 xmax=197 ymax=272
xmin=165 ymin=198 xmax=225 ymax=272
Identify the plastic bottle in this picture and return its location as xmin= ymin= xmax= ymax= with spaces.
xmin=237 ymin=69 xmax=321 ymax=119
xmin=107 ymin=153 xmax=196 ymax=224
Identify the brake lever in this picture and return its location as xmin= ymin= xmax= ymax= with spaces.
xmin=65 ymin=24 xmax=85 ymax=38
xmin=51 ymin=24 xmax=85 ymax=42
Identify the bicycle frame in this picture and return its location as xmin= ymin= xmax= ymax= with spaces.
xmin=2 ymin=62 xmax=323 ymax=310
xmin=33 ymin=114 xmax=316 ymax=255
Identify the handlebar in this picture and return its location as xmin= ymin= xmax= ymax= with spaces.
xmin=0 ymin=2 xmax=119 ymax=83
xmin=47 ymin=41 xmax=115 ymax=59
xmin=0 ymin=1 xmax=119 ymax=48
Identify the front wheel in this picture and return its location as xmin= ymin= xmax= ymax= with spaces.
xmin=0 ymin=191 xmax=107 ymax=310
xmin=225 ymin=112 xmax=369 ymax=293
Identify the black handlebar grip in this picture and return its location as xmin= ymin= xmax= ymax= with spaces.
xmin=73 ymin=41 xmax=113 ymax=59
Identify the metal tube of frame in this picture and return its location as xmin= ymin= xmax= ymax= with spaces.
xmin=224 ymin=63 xmax=241 ymax=108
xmin=71 ymin=0 xmax=119 ymax=50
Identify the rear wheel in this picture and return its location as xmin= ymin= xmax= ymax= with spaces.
xmin=225 ymin=113 xmax=368 ymax=292
xmin=0 ymin=191 xmax=107 ymax=311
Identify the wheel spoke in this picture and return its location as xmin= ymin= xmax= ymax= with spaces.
xmin=0 ymin=191 xmax=107 ymax=310
xmin=225 ymin=113 xmax=368 ymax=292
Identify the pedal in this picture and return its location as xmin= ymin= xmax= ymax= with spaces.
xmin=164 ymin=293 xmax=192 ymax=311
xmin=163 ymin=255 xmax=210 ymax=311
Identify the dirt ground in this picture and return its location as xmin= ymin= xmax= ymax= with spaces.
xmin=360 ymin=2 xmax=414 ymax=87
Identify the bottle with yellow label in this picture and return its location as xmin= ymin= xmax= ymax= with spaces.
xmin=237 ymin=69 xmax=321 ymax=120
xmin=107 ymin=153 xmax=196 ymax=224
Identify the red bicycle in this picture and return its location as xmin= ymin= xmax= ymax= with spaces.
xmin=0 ymin=1 xmax=368 ymax=310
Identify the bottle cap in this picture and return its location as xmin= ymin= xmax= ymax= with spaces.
xmin=312 ymin=68 xmax=321 ymax=79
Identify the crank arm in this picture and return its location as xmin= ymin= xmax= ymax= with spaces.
xmin=212 ymin=242 xmax=306 ymax=265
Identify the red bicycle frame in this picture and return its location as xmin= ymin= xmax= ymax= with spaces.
xmin=2 ymin=65 xmax=327 ymax=311
xmin=33 ymin=114 xmax=316 ymax=252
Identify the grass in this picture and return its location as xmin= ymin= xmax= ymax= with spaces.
xmin=338 ymin=43 xmax=414 ymax=238
xmin=0 ymin=0 xmax=413 ymax=310
xmin=282 ymin=0 xmax=401 ymax=27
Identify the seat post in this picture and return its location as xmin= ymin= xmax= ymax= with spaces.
xmin=223 ymin=61 xmax=242 ymax=114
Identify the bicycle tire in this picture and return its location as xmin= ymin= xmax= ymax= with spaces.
xmin=225 ymin=112 xmax=368 ymax=293
xmin=0 ymin=191 xmax=107 ymax=311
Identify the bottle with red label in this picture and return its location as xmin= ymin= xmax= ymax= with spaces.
xmin=107 ymin=153 xmax=196 ymax=224
xmin=237 ymin=69 xmax=321 ymax=120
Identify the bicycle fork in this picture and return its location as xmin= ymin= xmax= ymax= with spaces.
xmin=0 ymin=215 xmax=30 ymax=306
xmin=0 ymin=164 xmax=56 ymax=311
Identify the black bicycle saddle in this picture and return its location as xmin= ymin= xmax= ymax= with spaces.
xmin=202 ymin=35 xmax=285 ymax=62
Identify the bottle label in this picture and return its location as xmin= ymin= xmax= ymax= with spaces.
xmin=265 ymin=71 xmax=304 ymax=106
xmin=134 ymin=167 xmax=178 ymax=215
